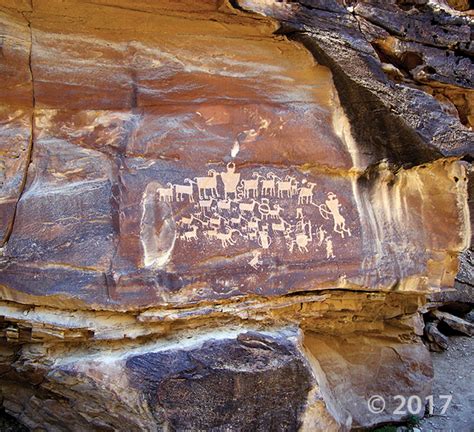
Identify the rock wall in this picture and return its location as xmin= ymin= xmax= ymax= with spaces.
xmin=0 ymin=0 xmax=472 ymax=430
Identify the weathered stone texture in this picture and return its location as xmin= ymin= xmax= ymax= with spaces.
xmin=0 ymin=0 xmax=472 ymax=430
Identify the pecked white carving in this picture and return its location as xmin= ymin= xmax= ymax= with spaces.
xmin=159 ymin=163 xmax=353 ymax=268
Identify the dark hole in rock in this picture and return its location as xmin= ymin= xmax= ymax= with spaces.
xmin=438 ymin=319 xmax=467 ymax=336
xmin=401 ymin=51 xmax=424 ymax=70
xmin=439 ymin=302 xmax=472 ymax=316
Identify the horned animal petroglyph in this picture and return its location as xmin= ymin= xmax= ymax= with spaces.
xmin=157 ymin=183 xmax=174 ymax=202
xmin=174 ymin=179 xmax=194 ymax=202
xmin=192 ymin=170 xmax=219 ymax=199
xmin=238 ymin=176 xmax=259 ymax=199
xmin=256 ymin=172 xmax=277 ymax=196
xmin=198 ymin=198 xmax=215 ymax=214
xmin=239 ymin=200 xmax=259 ymax=214
xmin=216 ymin=228 xmax=239 ymax=248
xmin=298 ymin=182 xmax=316 ymax=204
xmin=180 ymin=225 xmax=198 ymax=242
xmin=275 ymin=175 xmax=298 ymax=198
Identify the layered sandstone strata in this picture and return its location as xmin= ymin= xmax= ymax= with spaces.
xmin=0 ymin=0 xmax=472 ymax=430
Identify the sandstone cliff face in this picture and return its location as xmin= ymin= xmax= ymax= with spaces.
xmin=0 ymin=0 xmax=472 ymax=430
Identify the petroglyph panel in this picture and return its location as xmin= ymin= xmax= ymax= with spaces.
xmin=133 ymin=160 xmax=361 ymax=277
xmin=169 ymin=163 xmax=352 ymax=257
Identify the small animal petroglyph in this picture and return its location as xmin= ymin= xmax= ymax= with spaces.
xmin=217 ymin=200 xmax=232 ymax=211
xmin=249 ymin=250 xmax=262 ymax=270
xmin=260 ymin=201 xmax=283 ymax=219
xmin=215 ymin=228 xmax=240 ymax=247
xmin=257 ymin=228 xmax=271 ymax=249
xmin=239 ymin=200 xmax=259 ymax=214
xmin=180 ymin=225 xmax=198 ymax=242
xmin=198 ymin=198 xmax=215 ymax=214
xmin=271 ymin=217 xmax=289 ymax=233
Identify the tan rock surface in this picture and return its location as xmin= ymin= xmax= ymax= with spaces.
xmin=0 ymin=0 xmax=472 ymax=430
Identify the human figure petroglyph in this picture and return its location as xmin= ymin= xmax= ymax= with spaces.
xmin=220 ymin=162 xmax=241 ymax=199
xmin=298 ymin=182 xmax=316 ymax=205
xmin=296 ymin=208 xmax=303 ymax=219
xmin=283 ymin=227 xmax=294 ymax=251
xmin=294 ymin=220 xmax=312 ymax=253
xmin=317 ymin=192 xmax=352 ymax=238
xmin=258 ymin=226 xmax=272 ymax=249
xmin=326 ymin=237 xmax=335 ymax=259
xmin=317 ymin=226 xmax=327 ymax=246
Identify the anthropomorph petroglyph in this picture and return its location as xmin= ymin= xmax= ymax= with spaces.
xmin=326 ymin=237 xmax=335 ymax=259
xmin=149 ymin=164 xmax=354 ymax=266
xmin=317 ymin=192 xmax=352 ymax=239
xmin=220 ymin=162 xmax=240 ymax=199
